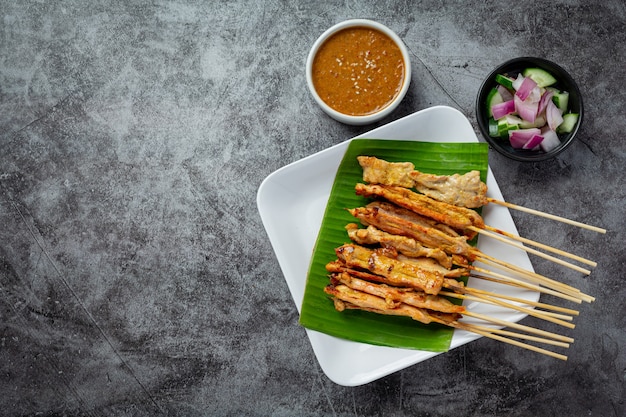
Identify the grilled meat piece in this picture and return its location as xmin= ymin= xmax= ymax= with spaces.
xmin=410 ymin=169 xmax=488 ymax=208
xmin=357 ymin=155 xmax=415 ymax=188
xmin=334 ymin=243 xmax=444 ymax=294
xmin=348 ymin=201 xmax=471 ymax=256
xmin=355 ymin=183 xmax=485 ymax=236
xmin=345 ymin=223 xmax=453 ymax=268
xmin=332 ymin=272 xmax=466 ymax=314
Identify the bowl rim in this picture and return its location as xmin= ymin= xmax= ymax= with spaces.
xmin=306 ymin=19 xmax=412 ymax=126
xmin=475 ymin=56 xmax=583 ymax=162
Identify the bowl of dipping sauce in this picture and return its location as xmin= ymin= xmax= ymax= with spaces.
xmin=306 ymin=19 xmax=411 ymax=125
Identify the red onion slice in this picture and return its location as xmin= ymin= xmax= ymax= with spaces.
xmin=540 ymin=127 xmax=561 ymax=152
xmin=491 ymin=100 xmax=516 ymax=120
xmin=537 ymin=89 xmax=555 ymax=116
xmin=546 ymin=100 xmax=564 ymax=131
xmin=523 ymin=134 xmax=545 ymax=150
xmin=514 ymin=95 xmax=538 ymax=123
xmin=515 ymin=76 xmax=538 ymax=101
xmin=509 ymin=128 xmax=542 ymax=149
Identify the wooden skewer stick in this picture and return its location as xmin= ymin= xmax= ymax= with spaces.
xmin=440 ymin=291 xmax=576 ymax=328
xmin=487 ymin=198 xmax=607 ymax=234
xmin=463 ymin=311 xmax=574 ymax=343
xmin=470 ymin=264 xmax=582 ymax=304
xmin=476 ymin=253 xmax=595 ymax=303
xmin=451 ymin=291 xmax=574 ymax=321
xmin=468 ymin=270 xmax=584 ymax=304
xmin=459 ymin=285 xmax=580 ymax=316
xmin=459 ymin=322 xmax=570 ymax=348
xmin=483 ymin=225 xmax=597 ymax=267
xmin=453 ymin=322 xmax=568 ymax=361
xmin=478 ymin=254 xmax=595 ymax=303
xmin=470 ymin=227 xmax=592 ymax=275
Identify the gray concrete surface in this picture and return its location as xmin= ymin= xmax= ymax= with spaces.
xmin=1 ymin=1 xmax=624 ymax=416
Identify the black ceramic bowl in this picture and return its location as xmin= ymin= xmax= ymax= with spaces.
xmin=476 ymin=57 xmax=583 ymax=162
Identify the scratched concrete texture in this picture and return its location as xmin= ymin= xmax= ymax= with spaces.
xmin=1 ymin=1 xmax=625 ymax=416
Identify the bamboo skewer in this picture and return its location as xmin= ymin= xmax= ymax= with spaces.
xmin=487 ymin=198 xmax=607 ymax=234
xmin=454 ymin=322 xmax=568 ymax=361
xmin=483 ymin=225 xmax=597 ymax=267
xmin=462 ymin=311 xmax=574 ymax=343
xmin=475 ymin=253 xmax=595 ymax=303
xmin=440 ymin=291 xmax=576 ymax=328
xmin=443 ymin=284 xmax=575 ymax=321
xmin=459 ymin=322 xmax=570 ymax=348
xmin=468 ymin=270 xmax=584 ymax=304
xmin=469 ymin=226 xmax=592 ymax=275
xmin=471 ymin=258 xmax=588 ymax=303
xmin=458 ymin=284 xmax=580 ymax=316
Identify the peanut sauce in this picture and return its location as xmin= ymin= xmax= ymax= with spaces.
xmin=312 ymin=26 xmax=405 ymax=116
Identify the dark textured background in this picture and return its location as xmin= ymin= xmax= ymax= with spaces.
xmin=1 ymin=1 xmax=624 ymax=416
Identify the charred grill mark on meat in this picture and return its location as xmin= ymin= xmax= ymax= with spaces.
xmin=334 ymin=244 xmax=445 ymax=295
xmin=348 ymin=201 xmax=472 ymax=256
xmin=345 ymin=223 xmax=453 ymax=268
xmin=355 ymin=183 xmax=485 ymax=237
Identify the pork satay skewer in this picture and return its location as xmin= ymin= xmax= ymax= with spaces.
xmin=344 ymin=221 xmax=588 ymax=304
xmin=335 ymin=271 xmax=576 ymax=323
xmin=358 ymin=155 xmax=606 ymax=234
xmin=326 ymin=284 xmax=571 ymax=347
xmin=332 ymin=272 xmax=465 ymax=314
xmin=330 ymin=277 xmax=574 ymax=345
xmin=349 ymin=202 xmax=594 ymax=302
xmin=327 ymin=288 xmax=569 ymax=360
xmin=330 ymin=253 xmax=576 ymax=327
xmin=356 ymin=183 xmax=595 ymax=272
xmin=334 ymin=273 xmax=574 ymax=346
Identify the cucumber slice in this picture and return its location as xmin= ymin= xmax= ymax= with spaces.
xmin=497 ymin=118 xmax=519 ymax=140
xmin=495 ymin=74 xmax=515 ymax=90
xmin=488 ymin=117 xmax=499 ymax=137
xmin=552 ymin=91 xmax=569 ymax=113
xmin=486 ymin=87 xmax=503 ymax=117
xmin=519 ymin=115 xmax=546 ymax=129
xmin=556 ymin=113 xmax=579 ymax=133
xmin=522 ymin=67 xmax=557 ymax=87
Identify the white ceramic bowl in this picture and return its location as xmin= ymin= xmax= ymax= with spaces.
xmin=306 ymin=19 xmax=412 ymax=126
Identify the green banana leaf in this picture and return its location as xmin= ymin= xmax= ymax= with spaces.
xmin=299 ymin=139 xmax=489 ymax=352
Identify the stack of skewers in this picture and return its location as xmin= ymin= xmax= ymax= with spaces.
xmin=323 ymin=156 xmax=606 ymax=360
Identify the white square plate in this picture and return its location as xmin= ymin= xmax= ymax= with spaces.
xmin=257 ymin=106 xmax=536 ymax=386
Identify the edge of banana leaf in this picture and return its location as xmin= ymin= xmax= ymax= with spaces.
xmin=299 ymin=139 xmax=489 ymax=352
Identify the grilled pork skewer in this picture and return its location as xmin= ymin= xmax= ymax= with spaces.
xmin=358 ymin=155 xmax=606 ymax=233
xmin=331 ymin=272 xmax=465 ymax=314
xmin=328 ymin=252 xmax=575 ymax=328
xmin=358 ymin=155 xmax=488 ymax=208
xmin=348 ymin=201 xmax=593 ymax=302
xmin=325 ymin=283 xmax=569 ymax=360
xmin=355 ymin=183 xmax=593 ymax=273
xmin=354 ymin=181 xmax=594 ymax=273
xmin=355 ymin=182 xmax=484 ymax=237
